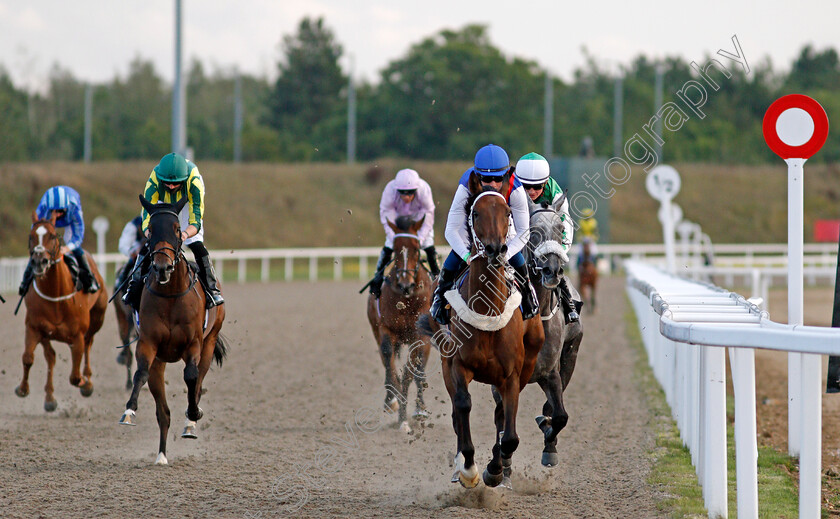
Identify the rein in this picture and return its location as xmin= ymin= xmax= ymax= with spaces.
xmin=29 ymin=224 xmax=75 ymax=301
xmin=145 ymin=256 xmax=199 ymax=299
xmin=389 ymin=233 xmax=421 ymax=281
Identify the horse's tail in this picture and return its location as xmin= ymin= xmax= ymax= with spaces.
xmin=213 ymin=333 xmax=229 ymax=368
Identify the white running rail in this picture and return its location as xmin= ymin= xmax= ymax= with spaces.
xmin=625 ymin=260 xmax=840 ymax=519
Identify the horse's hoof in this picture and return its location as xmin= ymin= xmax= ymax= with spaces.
xmin=482 ymin=468 xmax=504 ymax=487
xmin=541 ymin=451 xmax=560 ymax=467
xmin=412 ymin=408 xmax=430 ymax=420
xmin=44 ymin=399 xmax=58 ymax=412
xmin=384 ymin=397 xmax=399 ymax=413
xmin=119 ymin=409 xmax=136 ymax=426
xmin=500 ymin=476 xmax=513 ymax=490
xmin=459 ymin=467 xmax=480 ymax=488
xmin=181 ymin=421 xmax=198 ymax=439
xmin=399 ymin=421 xmax=412 ymax=434
xmin=155 ymin=452 xmax=168 ymax=465
xmin=184 ymin=407 xmax=203 ymax=421
xmin=14 ymin=386 xmax=28 ymax=398
xmin=116 ymin=352 xmax=128 ymax=365
xmin=80 ymin=382 xmax=94 ymax=397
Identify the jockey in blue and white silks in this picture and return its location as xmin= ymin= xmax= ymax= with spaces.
xmin=20 ymin=185 xmax=101 ymax=295
xmin=369 ymin=168 xmax=438 ymax=297
xmin=429 ymin=143 xmax=539 ymax=325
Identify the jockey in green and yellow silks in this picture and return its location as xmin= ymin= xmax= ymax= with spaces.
xmin=122 ymin=153 xmax=224 ymax=310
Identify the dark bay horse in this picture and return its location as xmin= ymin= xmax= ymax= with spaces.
xmin=113 ymin=264 xmax=138 ymax=390
xmin=16 ymin=211 xmax=108 ymax=411
xmin=119 ymin=196 xmax=228 ymax=465
xmin=578 ymin=239 xmax=598 ymax=313
xmin=425 ymin=182 xmax=544 ymax=488
xmin=522 ymin=200 xmax=584 ymax=469
xmin=367 ymin=216 xmax=433 ymax=434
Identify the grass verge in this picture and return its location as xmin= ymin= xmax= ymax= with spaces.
xmin=624 ymin=296 xmax=800 ymax=518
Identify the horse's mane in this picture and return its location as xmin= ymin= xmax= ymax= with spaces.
xmin=394 ymin=215 xmax=414 ymax=232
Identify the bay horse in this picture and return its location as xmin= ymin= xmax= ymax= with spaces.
xmin=367 ymin=216 xmax=433 ymax=434
xmin=578 ymin=238 xmax=598 ymax=313
xmin=119 ymin=196 xmax=228 ymax=465
xmin=114 ymin=262 xmax=140 ymax=390
xmin=521 ymin=199 xmax=584 ymax=469
xmin=422 ymin=180 xmax=544 ymax=488
xmin=16 ymin=211 xmax=108 ymax=411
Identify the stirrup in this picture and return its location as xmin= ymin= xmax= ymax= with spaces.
xmin=566 ymin=310 xmax=580 ymax=323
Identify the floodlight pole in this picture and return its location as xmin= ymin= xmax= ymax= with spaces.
xmin=172 ymin=0 xmax=186 ymax=156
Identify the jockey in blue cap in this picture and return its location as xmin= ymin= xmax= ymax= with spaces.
xmin=429 ymin=144 xmax=539 ymax=325
xmin=19 ymin=186 xmax=101 ymax=295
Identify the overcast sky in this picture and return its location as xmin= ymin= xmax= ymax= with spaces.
xmin=2 ymin=0 xmax=838 ymax=91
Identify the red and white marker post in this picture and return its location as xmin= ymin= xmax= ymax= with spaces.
xmin=763 ymin=94 xmax=829 ymax=519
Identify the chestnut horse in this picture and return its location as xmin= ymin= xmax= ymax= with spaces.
xmin=578 ymin=239 xmax=598 ymax=313
xmin=424 ymin=181 xmax=544 ymax=488
xmin=521 ymin=200 xmax=584 ymax=469
xmin=366 ymin=216 xmax=432 ymax=434
xmin=119 ymin=196 xmax=228 ymax=465
xmin=16 ymin=211 xmax=107 ymax=411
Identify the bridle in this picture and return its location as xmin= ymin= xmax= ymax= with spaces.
xmin=148 ymin=209 xmax=184 ymax=268
xmin=29 ymin=224 xmax=63 ymax=271
xmin=529 ymin=206 xmax=568 ymax=273
xmin=391 ymin=233 xmax=421 ymax=279
xmin=468 ymin=191 xmax=507 ymax=263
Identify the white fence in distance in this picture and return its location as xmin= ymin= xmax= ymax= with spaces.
xmin=2 ymin=242 xmax=837 ymax=294
xmin=626 ymin=260 xmax=840 ymax=519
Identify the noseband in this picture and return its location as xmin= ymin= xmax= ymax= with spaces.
xmin=148 ymin=209 xmax=184 ymax=267
xmin=468 ymin=191 xmax=507 ymax=263
xmin=30 ymin=225 xmax=62 ymax=269
xmin=392 ymin=233 xmax=421 ymax=279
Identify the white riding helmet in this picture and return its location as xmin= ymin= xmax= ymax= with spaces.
xmin=394 ymin=168 xmax=421 ymax=190
xmin=515 ymin=152 xmax=551 ymax=184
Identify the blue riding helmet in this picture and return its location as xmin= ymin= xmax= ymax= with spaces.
xmin=472 ymin=144 xmax=509 ymax=177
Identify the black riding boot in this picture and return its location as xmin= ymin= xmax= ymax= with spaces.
xmin=424 ymin=246 xmax=440 ymax=278
xmin=558 ymin=276 xmax=580 ymax=323
xmin=370 ymin=247 xmax=393 ymax=298
xmin=513 ymin=263 xmax=539 ymax=320
xmin=123 ymin=245 xmax=150 ymax=311
xmin=18 ymin=259 xmax=35 ymax=296
xmin=72 ymin=248 xmax=100 ymax=293
xmin=430 ymin=267 xmax=458 ymax=325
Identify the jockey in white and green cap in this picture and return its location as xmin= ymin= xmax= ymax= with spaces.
xmin=515 ymin=152 xmax=580 ymax=323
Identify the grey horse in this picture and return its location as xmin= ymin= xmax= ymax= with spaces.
xmin=491 ymin=196 xmax=584 ymax=479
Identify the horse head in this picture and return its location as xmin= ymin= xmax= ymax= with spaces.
xmin=139 ymin=195 xmax=187 ymax=285
xmin=468 ymin=188 xmax=510 ymax=268
xmin=387 ymin=215 xmax=424 ymax=297
xmin=527 ymin=198 xmax=567 ymax=289
xmin=28 ymin=210 xmax=62 ymax=277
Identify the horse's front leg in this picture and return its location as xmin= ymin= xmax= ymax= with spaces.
xmin=120 ymin=338 xmax=155 ymax=426
xmin=484 ymin=386 xmax=507 ymax=487
xmin=379 ymin=333 xmax=401 ymax=414
xmin=41 ymin=339 xmax=58 ymax=412
xmin=183 ymin=338 xmax=203 ymax=435
xmin=450 ymin=359 xmax=478 ymax=488
xmin=411 ymin=342 xmax=430 ymax=420
xmin=148 ymin=359 xmax=170 ymax=464
xmin=498 ymin=377 xmax=522 ymax=483
xmin=68 ymin=333 xmax=85 ymax=389
xmin=16 ymin=327 xmax=39 ymax=399
xmin=79 ymin=333 xmax=94 ymax=397
xmin=536 ymin=370 xmax=568 ymax=467
xmin=398 ymin=351 xmax=413 ymax=434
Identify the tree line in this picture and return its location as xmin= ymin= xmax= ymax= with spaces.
xmin=2 ymin=18 xmax=839 ymax=164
